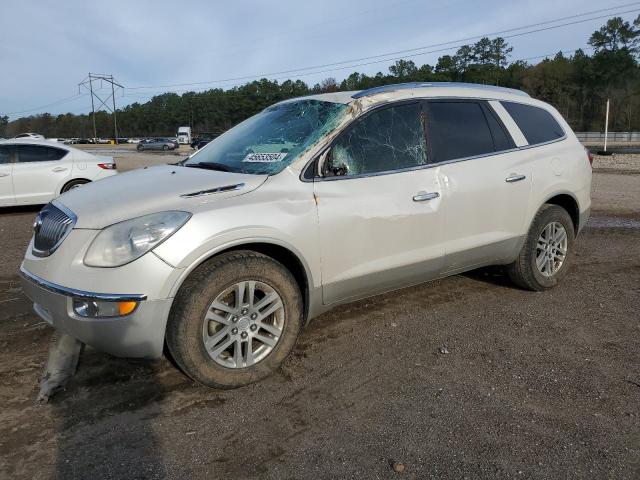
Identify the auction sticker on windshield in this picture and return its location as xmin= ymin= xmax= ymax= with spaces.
xmin=243 ymin=152 xmax=288 ymax=163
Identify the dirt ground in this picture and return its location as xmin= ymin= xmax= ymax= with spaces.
xmin=0 ymin=149 xmax=638 ymax=479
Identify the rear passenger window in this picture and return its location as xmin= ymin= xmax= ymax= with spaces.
xmin=501 ymin=102 xmax=564 ymax=145
xmin=16 ymin=145 xmax=67 ymax=162
xmin=425 ymin=102 xmax=495 ymax=163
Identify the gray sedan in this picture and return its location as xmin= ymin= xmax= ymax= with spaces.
xmin=136 ymin=138 xmax=176 ymax=151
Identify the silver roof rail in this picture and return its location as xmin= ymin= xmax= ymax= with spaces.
xmin=351 ymin=82 xmax=530 ymax=99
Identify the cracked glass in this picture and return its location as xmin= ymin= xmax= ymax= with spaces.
xmin=325 ymin=102 xmax=427 ymax=177
xmin=183 ymin=99 xmax=349 ymax=175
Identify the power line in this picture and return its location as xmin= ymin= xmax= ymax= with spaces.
xmin=126 ymin=3 xmax=640 ymax=91
xmin=4 ymin=94 xmax=88 ymax=116
xmin=6 ymin=4 xmax=636 ymax=118
xmin=109 ymin=46 xmax=597 ymax=109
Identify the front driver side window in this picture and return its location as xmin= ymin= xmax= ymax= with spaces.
xmin=324 ymin=102 xmax=426 ymax=177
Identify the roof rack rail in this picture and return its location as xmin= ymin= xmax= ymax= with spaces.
xmin=351 ymin=82 xmax=530 ymax=99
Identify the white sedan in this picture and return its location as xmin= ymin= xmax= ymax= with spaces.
xmin=0 ymin=139 xmax=117 ymax=207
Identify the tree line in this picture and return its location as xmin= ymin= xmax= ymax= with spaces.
xmin=2 ymin=16 xmax=639 ymax=139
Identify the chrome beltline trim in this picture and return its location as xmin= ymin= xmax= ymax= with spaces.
xmin=20 ymin=266 xmax=148 ymax=301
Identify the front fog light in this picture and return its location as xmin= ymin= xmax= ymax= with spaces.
xmin=73 ymin=299 xmax=138 ymax=318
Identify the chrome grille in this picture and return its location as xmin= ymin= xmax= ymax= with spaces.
xmin=32 ymin=203 xmax=76 ymax=257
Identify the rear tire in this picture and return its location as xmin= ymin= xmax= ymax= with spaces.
xmin=166 ymin=250 xmax=303 ymax=389
xmin=506 ymin=204 xmax=575 ymax=291
xmin=61 ymin=179 xmax=89 ymax=193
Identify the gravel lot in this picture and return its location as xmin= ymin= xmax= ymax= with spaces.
xmin=0 ymin=148 xmax=638 ymax=479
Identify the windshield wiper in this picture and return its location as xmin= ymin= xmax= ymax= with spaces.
xmin=184 ymin=162 xmax=236 ymax=172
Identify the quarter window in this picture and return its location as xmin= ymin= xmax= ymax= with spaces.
xmin=15 ymin=145 xmax=67 ymax=162
xmin=324 ymin=103 xmax=426 ymax=176
xmin=501 ymin=101 xmax=564 ymax=145
xmin=425 ymin=102 xmax=496 ymax=163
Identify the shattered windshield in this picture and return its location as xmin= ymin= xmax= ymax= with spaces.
xmin=184 ymin=99 xmax=349 ymax=175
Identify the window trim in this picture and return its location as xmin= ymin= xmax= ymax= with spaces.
xmin=300 ymin=97 xmax=567 ymax=183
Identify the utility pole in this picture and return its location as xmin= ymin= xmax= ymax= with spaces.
xmin=603 ymin=98 xmax=610 ymax=153
xmin=79 ymin=73 xmax=123 ymax=144
xmin=88 ymin=74 xmax=97 ymax=142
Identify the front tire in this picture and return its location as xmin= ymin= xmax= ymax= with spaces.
xmin=166 ymin=251 xmax=303 ymax=389
xmin=507 ymin=204 xmax=575 ymax=291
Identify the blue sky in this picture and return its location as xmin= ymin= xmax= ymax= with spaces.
xmin=1 ymin=0 xmax=638 ymax=119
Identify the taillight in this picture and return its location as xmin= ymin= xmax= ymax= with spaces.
xmin=98 ymin=163 xmax=116 ymax=170
xmin=585 ymin=148 xmax=594 ymax=168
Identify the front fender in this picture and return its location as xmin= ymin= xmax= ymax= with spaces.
xmin=159 ymin=233 xmax=318 ymax=299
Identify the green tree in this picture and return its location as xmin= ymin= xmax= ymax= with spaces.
xmin=0 ymin=115 xmax=8 ymax=137
xmin=589 ymin=16 xmax=638 ymax=53
xmin=389 ymin=59 xmax=418 ymax=78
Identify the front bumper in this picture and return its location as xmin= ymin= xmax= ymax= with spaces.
xmin=20 ymin=267 xmax=172 ymax=359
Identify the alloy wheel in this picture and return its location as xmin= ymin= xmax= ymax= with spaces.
xmin=202 ymin=280 xmax=284 ymax=368
xmin=535 ymin=221 xmax=568 ymax=277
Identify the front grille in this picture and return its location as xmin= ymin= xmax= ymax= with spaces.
xmin=32 ymin=203 xmax=76 ymax=257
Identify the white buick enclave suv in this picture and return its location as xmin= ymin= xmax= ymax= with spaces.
xmin=20 ymin=83 xmax=591 ymax=388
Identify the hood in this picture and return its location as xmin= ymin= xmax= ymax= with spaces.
xmin=57 ymin=164 xmax=268 ymax=229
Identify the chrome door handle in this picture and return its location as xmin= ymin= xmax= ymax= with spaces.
xmin=413 ymin=191 xmax=440 ymax=202
xmin=52 ymin=167 xmax=68 ymax=172
xmin=505 ymin=174 xmax=526 ymax=183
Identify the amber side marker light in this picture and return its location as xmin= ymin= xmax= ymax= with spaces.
xmin=118 ymin=301 xmax=138 ymax=316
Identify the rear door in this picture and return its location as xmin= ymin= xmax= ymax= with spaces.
xmin=423 ymin=100 xmax=532 ymax=272
xmin=0 ymin=145 xmax=15 ymax=206
xmin=12 ymin=144 xmax=71 ymax=204
xmin=314 ymin=101 xmax=446 ymax=304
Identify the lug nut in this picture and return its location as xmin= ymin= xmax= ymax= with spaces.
xmin=241 ymin=308 xmax=248 ymax=315
xmin=231 ymin=327 xmax=238 ymax=335
xmin=250 ymin=324 xmax=257 ymax=331
xmin=240 ymin=331 xmax=248 ymax=339
xmin=250 ymin=313 xmax=257 ymax=320
xmin=231 ymin=316 xmax=238 ymax=323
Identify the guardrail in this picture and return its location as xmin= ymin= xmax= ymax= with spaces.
xmin=575 ymin=132 xmax=640 ymax=142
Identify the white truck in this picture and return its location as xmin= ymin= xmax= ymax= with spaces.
xmin=177 ymin=127 xmax=192 ymax=145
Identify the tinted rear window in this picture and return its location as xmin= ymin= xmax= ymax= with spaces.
xmin=426 ymin=102 xmax=495 ymax=163
xmin=16 ymin=145 xmax=67 ymax=162
xmin=502 ymin=102 xmax=564 ymax=145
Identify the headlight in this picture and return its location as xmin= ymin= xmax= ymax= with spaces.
xmin=84 ymin=211 xmax=191 ymax=267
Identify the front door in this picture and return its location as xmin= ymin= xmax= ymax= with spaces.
xmin=12 ymin=144 xmax=71 ymax=204
xmin=313 ymin=102 xmax=446 ymax=305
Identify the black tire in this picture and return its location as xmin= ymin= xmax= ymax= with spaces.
xmin=61 ymin=179 xmax=90 ymax=193
xmin=506 ymin=204 xmax=575 ymax=291
xmin=166 ymin=250 xmax=303 ymax=389
xmin=137 ymin=145 xmax=144 ymax=151
xmin=162 ymin=145 xmax=168 ymax=151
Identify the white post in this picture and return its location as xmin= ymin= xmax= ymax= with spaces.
xmin=603 ymin=99 xmax=610 ymax=152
